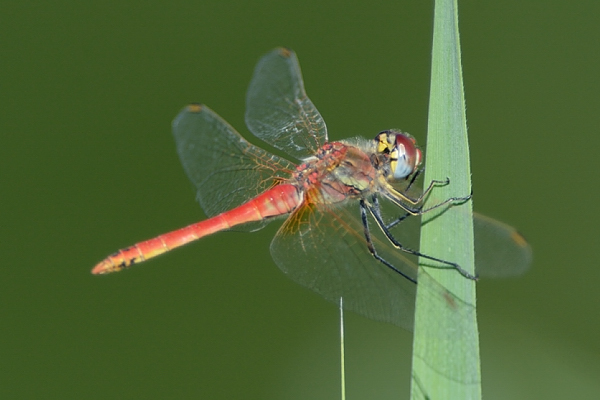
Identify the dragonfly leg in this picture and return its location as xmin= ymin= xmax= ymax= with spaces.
xmin=394 ymin=176 xmax=450 ymax=205
xmin=365 ymin=200 xmax=478 ymax=281
xmin=359 ymin=200 xmax=417 ymax=284
xmin=383 ymin=185 xmax=472 ymax=217
xmin=405 ymin=167 xmax=424 ymax=193
xmin=418 ymin=188 xmax=472 ymax=214
xmin=371 ymin=195 xmax=412 ymax=230
xmin=379 ymin=167 xmax=423 ymax=220
xmin=386 ymin=211 xmax=411 ymax=230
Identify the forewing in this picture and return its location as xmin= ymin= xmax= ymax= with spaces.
xmin=172 ymin=104 xmax=296 ymax=226
xmin=382 ymin=176 xmax=532 ymax=278
xmin=245 ymin=48 xmax=327 ymax=160
xmin=473 ymin=212 xmax=532 ymax=278
xmin=269 ymin=197 xmax=528 ymax=331
xmin=383 ymin=208 xmax=532 ymax=278
xmin=270 ymin=201 xmax=420 ymax=330
xmin=382 ymin=208 xmax=532 ymax=278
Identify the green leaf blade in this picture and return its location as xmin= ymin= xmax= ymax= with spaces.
xmin=410 ymin=0 xmax=481 ymax=398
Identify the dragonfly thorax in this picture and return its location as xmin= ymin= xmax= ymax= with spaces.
xmin=292 ymin=141 xmax=378 ymax=205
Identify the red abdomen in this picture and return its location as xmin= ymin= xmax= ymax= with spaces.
xmin=92 ymin=184 xmax=301 ymax=274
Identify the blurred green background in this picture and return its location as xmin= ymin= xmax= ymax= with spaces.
xmin=1 ymin=1 xmax=598 ymax=399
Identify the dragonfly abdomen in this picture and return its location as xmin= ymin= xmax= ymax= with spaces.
xmin=92 ymin=184 xmax=301 ymax=274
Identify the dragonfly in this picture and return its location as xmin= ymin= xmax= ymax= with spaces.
xmin=93 ymin=48 xmax=531 ymax=330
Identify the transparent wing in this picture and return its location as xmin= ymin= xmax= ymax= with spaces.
xmin=412 ymin=271 xmax=479 ymax=382
xmin=172 ymin=104 xmax=296 ymax=228
xmin=270 ymin=198 xmax=530 ymax=330
xmin=271 ymin=201 xmax=420 ymax=330
xmin=382 ymin=206 xmax=532 ymax=278
xmin=473 ymin=212 xmax=532 ymax=278
xmin=245 ymin=48 xmax=328 ymax=160
xmin=382 ymin=177 xmax=532 ymax=278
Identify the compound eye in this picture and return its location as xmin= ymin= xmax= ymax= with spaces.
xmin=390 ymin=133 xmax=422 ymax=179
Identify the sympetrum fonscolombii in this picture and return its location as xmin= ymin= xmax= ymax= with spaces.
xmin=92 ymin=48 xmax=531 ymax=330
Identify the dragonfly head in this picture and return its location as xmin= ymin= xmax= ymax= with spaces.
xmin=374 ymin=130 xmax=422 ymax=180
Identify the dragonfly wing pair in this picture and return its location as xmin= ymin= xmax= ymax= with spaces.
xmin=171 ymin=48 xmax=531 ymax=330
xmin=245 ymin=47 xmax=328 ymax=160
xmin=173 ymin=105 xmax=295 ymax=231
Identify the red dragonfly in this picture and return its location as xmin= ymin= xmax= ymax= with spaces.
xmin=93 ymin=48 xmax=531 ymax=330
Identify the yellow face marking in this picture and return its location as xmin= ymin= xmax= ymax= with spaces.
xmin=375 ymin=132 xmax=394 ymax=154
xmin=374 ymin=131 xmax=401 ymax=180
xmin=388 ymin=146 xmax=399 ymax=177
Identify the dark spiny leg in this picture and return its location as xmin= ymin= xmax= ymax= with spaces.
xmin=372 ymin=195 xmax=414 ymax=230
xmin=385 ymin=189 xmax=472 ymax=216
xmin=405 ymin=167 xmax=423 ymax=193
xmin=366 ymin=201 xmax=477 ymax=280
xmin=359 ymin=199 xmax=417 ymax=284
